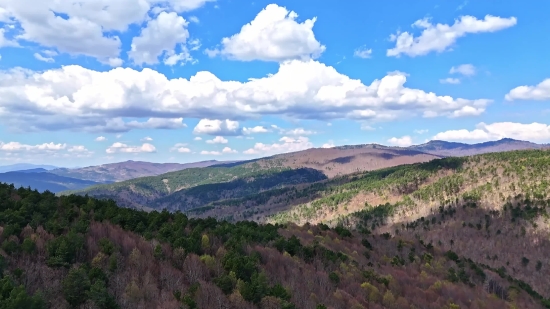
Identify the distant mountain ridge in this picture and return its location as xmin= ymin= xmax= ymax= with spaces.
xmin=50 ymin=159 xmax=240 ymax=182
xmin=61 ymin=138 xmax=549 ymax=213
xmin=0 ymin=163 xmax=58 ymax=173
xmin=409 ymin=138 xmax=547 ymax=156
xmin=0 ymin=171 xmax=102 ymax=193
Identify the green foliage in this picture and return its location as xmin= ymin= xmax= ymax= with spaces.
xmin=0 ymin=276 xmax=46 ymax=309
xmin=62 ymin=267 xmax=91 ymax=307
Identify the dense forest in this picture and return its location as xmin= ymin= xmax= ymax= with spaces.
xmin=1 ymin=180 xmax=550 ymax=308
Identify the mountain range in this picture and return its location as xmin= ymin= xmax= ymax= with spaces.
xmin=62 ymin=138 xmax=548 ymax=212
xmin=1 ymin=142 xmax=550 ymax=308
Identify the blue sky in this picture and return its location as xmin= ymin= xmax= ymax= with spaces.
xmin=0 ymin=0 xmax=549 ymax=167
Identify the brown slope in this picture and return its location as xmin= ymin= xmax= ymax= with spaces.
xmin=252 ymin=145 xmax=441 ymax=178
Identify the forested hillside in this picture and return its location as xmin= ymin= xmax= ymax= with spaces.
xmin=1 ymin=183 xmax=549 ymax=308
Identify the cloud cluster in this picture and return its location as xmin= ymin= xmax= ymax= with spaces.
xmin=433 ymin=122 xmax=550 ymax=142
xmin=387 ymin=15 xmax=517 ymax=57
xmin=0 ymin=0 xmax=212 ymax=64
xmin=0 ymin=61 xmax=492 ymax=133
xmin=207 ymin=4 xmax=325 ymax=62
xmin=106 ymin=142 xmax=156 ymax=153
xmin=0 ymin=141 xmax=92 ymax=159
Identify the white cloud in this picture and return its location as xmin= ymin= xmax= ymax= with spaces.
xmin=414 ymin=129 xmax=429 ymax=134
xmin=433 ymin=122 xmax=550 ymax=142
xmin=193 ymin=119 xmax=241 ymax=136
xmin=141 ymin=136 xmax=153 ymax=141
xmin=387 ymin=15 xmax=517 ymax=57
xmin=0 ymin=141 xmax=66 ymax=151
xmin=450 ymin=64 xmax=476 ymax=76
xmin=321 ymin=140 xmax=335 ymax=148
xmin=387 ymin=136 xmax=413 ymax=147
xmin=200 ymin=150 xmax=221 ymax=155
xmin=194 ymin=137 xmax=202 ymax=141
xmin=354 ymin=46 xmax=372 ymax=59
xmin=108 ymin=57 xmax=124 ymax=67
xmin=170 ymin=143 xmax=191 ymax=153
xmin=0 ymin=0 xmax=212 ymax=63
xmin=207 ymin=4 xmax=325 ymax=62
xmin=282 ymin=128 xmax=317 ymax=135
xmin=95 ymin=136 xmax=107 ymax=142
xmin=450 ymin=106 xmax=484 ymax=118
xmin=0 ymin=29 xmax=19 ymax=48
xmin=243 ymin=136 xmax=313 ymax=155
xmin=243 ymin=126 xmax=270 ymax=134
xmin=440 ymin=78 xmax=461 ymax=84
xmin=505 ymin=78 xmax=550 ymax=101
xmin=206 ymin=136 xmax=228 ymax=144
xmin=33 ymin=52 xmax=54 ymax=63
xmin=106 ymin=142 xmax=156 ymax=153
xmin=67 ymin=145 xmax=89 ymax=152
xmin=128 ymin=12 xmax=192 ymax=66
xmin=222 ymin=146 xmax=237 ymax=153
xmin=188 ymin=16 xmax=199 ymax=23
xmin=84 ymin=118 xmax=186 ymax=133
xmin=0 ymin=61 xmax=490 ymax=132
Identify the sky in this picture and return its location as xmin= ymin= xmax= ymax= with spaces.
xmin=0 ymin=0 xmax=549 ymax=167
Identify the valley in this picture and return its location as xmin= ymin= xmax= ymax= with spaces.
xmin=1 ymin=140 xmax=550 ymax=308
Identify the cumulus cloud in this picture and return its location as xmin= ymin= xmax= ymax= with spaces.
xmin=95 ymin=136 xmax=107 ymax=142
xmin=282 ymin=128 xmax=317 ymax=135
xmin=0 ymin=61 xmax=490 ymax=132
xmin=222 ymin=146 xmax=237 ymax=154
xmin=193 ymin=119 xmax=241 ymax=136
xmin=387 ymin=136 xmax=413 ymax=147
xmin=128 ymin=11 xmax=193 ymax=66
xmin=33 ymin=52 xmax=55 ymax=63
xmin=0 ymin=0 xmax=212 ymax=63
xmin=170 ymin=143 xmax=191 ymax=153
xmin=106 ymin=142 xmax=156 ymax=153
xmin=206 ymin=136 xmax=228 ymax=144
xmin=0 ymin=141 xmax=66 ymax=151
xmin=440 ymin=78 xmax=461 ymax=84
xmin=354 ymin=46 xmax=372 ymax=59
xmin=387 ymin=15 xmax=517 ymax=57
xmin=505 ymin=78 xmax=550 ymax=101
xmin=200 ymin=150 xmax=221 ymax=155
xmin=207 ymin=4 xmax=325 ymax=62
xmin=84 ymin=118 xmax=186 ymax=133
xmin=433 ymin=122 xmax=550 ymax=142
xmin=141 ymin=136 xmax=153 ymax=141
xmin=243 ymin=126 xmax=270 ymax=134
xmin=321 ymin=140 xmax=335 ymax=148
xmin=194 ymin=137 xmax=202 ymax=141
xmin=243 ymin=136 xmax=313 ymax=155
xmin=450 ymin=64 xmax=476 ymax=76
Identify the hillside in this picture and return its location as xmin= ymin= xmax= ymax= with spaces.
xmin=0 ymin=183 xmax=548 ymax=308
xmin=0 ymin=171 xmax=103 ymax=193
xmin=61 ymin=146 xmax=441 ymax=210
xmin=50 ymin=160 xmax=235 ymax=183
xmin=65 ymin=139 xmax=547 ymax=215
xmin=188 ymin=149 xmax=550 ymax=301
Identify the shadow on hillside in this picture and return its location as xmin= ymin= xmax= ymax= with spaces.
xmin=152 ymin=167 xmax=328 ymax=212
